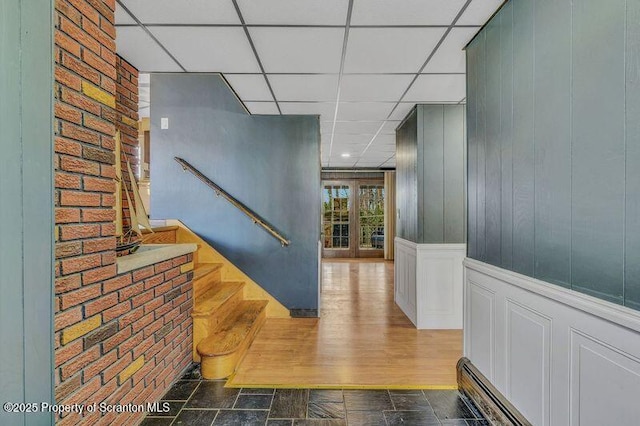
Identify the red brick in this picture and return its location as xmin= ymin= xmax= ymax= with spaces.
xmin=54 ymin=307 xmax=83 ymax=331
xmin=131 ymin=359 xmax=154 ymax=385
xmin=61 ymin=375 xmax=101 ymax=406
xmin=56 ymin=274 xmax=82 ymax=293
xmin=55 ymin=29 xmax=82 ymax=57
xmin=60 ymin=223 xmax=101 ymax=240
xmin=56 ymin=241 xmax=83 ymax=258
xmin=101 ymin=76 xmax=116 ymax=96
xmin=84 ymin=292 xmax=118 ymax=316
xmin=83 ymin=176 xmax=115 ymax=194
xmin=154 ymin=260 xmax=173 ymax=274
xmin=133 ymin=335 xmax=155 ymax=360
xmin=55 ymin=173 xmax=82 ymax=190
xmin=83 ymin=350 xmax=117 ymax=380
xmin=131 ymin=312 xmax=153 ymax=334
xmin=143 ymin=317 xmax=164 ymax=339
xmin=66 ymin=0 xmax=100 ymax=25
xmin=61 ymin=253 xmax=102 ymax=274
xmin=60 ymin=190 xmax=101 ymax=207
xmin=163 ymin=306 xmax=180 ymax=324
xmin=143 ymin=295 xmax=164 ymax=314
xmin=171 ymin=255 xmax=188 ymax=267
xmin=82 ymin=15 xmax=116 ymax=51
xmin=84 ymin=237 xmax=115 ymax=254
xmin=61 ymin=88 xmax=102 ymax=116
xmin=55 ymin=0 xmax=82 ymax=26
xmin=55 ymin=207 xmax=81 ymax=224
xmin=55 ymin=102 xmax=82 ymax=124
xmin=55 ymin=137 xmax=83 ymax=157
xmin=118 ymin=282 xmax=144 ymax=302
xmin=87 ymin=0 xmax=115 ymax=23
xmin=101 ymin=195 xmax=115 ymax=209
xmin=61 ymin=121 xmax=101 ymax=145
xmin=132 ymin=266 xmax=154 ymax=282
xmin=101 ymin=352 xmax=131 ymax=383
xmin=55 ymin=66 xmax=82 ymax=91
xmin=83 ymin=49 xmax=117 ymax=80
xmin=60 ymin=15 xmax=101 ymax=55
xmin=82 ymin=264 xmax=117 ymax=285
xmin=153 ymin=281 xmax=172 ymax=297
xmin=82 ymin=208 xmax=115 ymax=222
xmin=60 ymin=284 xmax=100 ymax=309
xmin=102 ymin=300 xmax=131 ymax=322
xmin=118 ymin=333 xmax=143 ymax=358
xmin=164 ymin=267 xmax=180 ymax=281
xmin=102 ymin=273 xmax=132 ymax=293
xmin=102 ymin=326 xmax=132 ymax=353
xmin=131 ymin=289 xmax=153 ymax=308
xmin=60 ymin=346 xmax=100 ymax=380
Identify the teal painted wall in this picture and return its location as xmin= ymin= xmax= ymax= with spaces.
xmin=0 ymin=1 xmax=54 ymax=424
xmin=467 ymin=0 xmax=640 ymax=309
xmin=396 ymin=105 xmax=467 ymax=244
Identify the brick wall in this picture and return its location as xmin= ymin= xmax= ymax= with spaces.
xmin=54 ymin=1 xmax=194 ymax=424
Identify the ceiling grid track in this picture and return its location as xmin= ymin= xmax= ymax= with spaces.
xmin=353 ymin=0 xmax=474 ymax=168
xmin=230 ymin=0 xmax=282 ymax=114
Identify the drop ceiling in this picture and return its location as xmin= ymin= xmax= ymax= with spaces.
xmin=116 ymin=0 xmax=504 ymax=168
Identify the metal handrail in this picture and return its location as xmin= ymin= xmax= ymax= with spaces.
xmin=174 ymin=157 xmax=290 ymax=247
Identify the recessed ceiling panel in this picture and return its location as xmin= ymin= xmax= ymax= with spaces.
xmin=249 ymin=28 xmax=344 ymax=73
xmin=344 ymin=28 xmax=446 ymax=73
xmin=339 ymin=74 xmax=413 ymax=102
xmin=224 ymin=74 xmax=273 ymax=101
xmin=245 ymin=102 xmax=279 ymax=115
xmin=351 ymin=0 xmax=467 ymax=25
xmin=115 ymin=4 xmax=136 ymax=24
xmin=237 ymin=0 xmax=348 ymax=25
xmin=279 ymin=102 xmax=336 ymax=119
xmin=150 ymin=27 xmax=260 ymax=72
xmin=337 ymin=102 xmax=394 ymax=121
xmin=403 ymin=74 xmax=466 ymax=102
xmin=269 ymin=75 xmax=339 ymax=101
xmin=389 ymin=102 xmax=416 ymax=120
xmin=119 ymin=0 xmax=240 ymax=24
xmin=115 ymin=27 xmax=182 ymax=72
xmin=380 ymin=120 xmax=401 ymax=134
xmin=457 ymin=0 xmax=505 ymax=26
xmin=332 ymin=121 xmax=384 ymax=135
xmin=423 ymin=27 xmax=478 ymax=73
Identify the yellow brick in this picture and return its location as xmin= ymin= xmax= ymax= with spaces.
xmin=118 ymin=356 xmax=144 ymax=384
xmin=180 ymin=262 xmax=194 ymax=273
xmin=121 ymin=115 xmax=138 ymax=128
xmin=61 ymin=315 xmax=101 ymax=345
xmin=81 ymin=82 xmax=116 ymax=108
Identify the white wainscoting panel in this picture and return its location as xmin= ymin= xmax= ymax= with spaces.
xmin=395 ymin=238 xmax=465 ymax=329
xmin=464 ymin=259 xmax=640 ymax=426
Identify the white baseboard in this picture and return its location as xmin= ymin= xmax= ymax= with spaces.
xmin=394 ymin=238 xmax=465 ymax=329
xmin=464 ymin=259 xmax=640 ymax=426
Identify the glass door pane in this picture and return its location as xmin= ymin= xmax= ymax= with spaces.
xmin=323 ymin=185 xmax=351 ymax=249
xmin=358 ymin=184 xmax=385 ymax=250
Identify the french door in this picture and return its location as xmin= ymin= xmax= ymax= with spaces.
xmin=321 ymin=180 xmax=385 ymax=258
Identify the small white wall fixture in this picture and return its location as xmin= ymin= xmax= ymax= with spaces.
xmin=394 ymin=237 xmax=465 ymax=329
xmin=464 ymin=258 xmax=640 ymax=426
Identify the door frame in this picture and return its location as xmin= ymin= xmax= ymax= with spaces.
xmin=321 ymin=179 xmax=385 ymax=259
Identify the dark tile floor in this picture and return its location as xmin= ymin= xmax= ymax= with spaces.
xmin=141 ymin=366 xmax=489 ymax=426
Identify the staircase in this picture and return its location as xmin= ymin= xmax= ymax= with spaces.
xmin=143 ymin=221 xmax=288 ymax=379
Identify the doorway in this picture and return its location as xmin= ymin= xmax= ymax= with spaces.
xmin=322 ymin=180 xmax=385 ymax=258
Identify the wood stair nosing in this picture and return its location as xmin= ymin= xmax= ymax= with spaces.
xmin=192 ymin=262 xmax=223 ymax=282
xmin=197 ymin=299 xmax=268 ymax=358
xmin=192 ymin=281 xmax=245 ymax=318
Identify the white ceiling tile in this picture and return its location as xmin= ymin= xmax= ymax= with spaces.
xmin=337 ymin=102 xmax=394 ymax=121
xmin=389 ymin=103 xmax=416 ymax=120
xmin=380 ymin=121 xmax=401 ymax=134
xmin=116 ymin=27 xmax=182 ymax=72
xmin=339 ymin=74 xmax=413 ymax=102
xmin=370 ymin=133 xmax=396 ymax=146
xmin=351 ymin=0 xmax=467 ymax=25
xmin=344 ymin=28 xmax=446 ymax=73
xmin=331 ymin=121 xmax=384 ymax=135
xmin=237 ymin=0 xmax=348 ymax=25
xmin=457 ymin=0 xmax=505 ymax=26
xmin=115 ymin=4 xmax=136 ymax=24
xmin=321 ymin=122 xmax=335 ymax=134
xmin=250 ymin=28 xmax=344 ymax=73
xmin=332 ymin=134 xmax=374 ymax=146
xmin=224 ymin=74 xmax=273 ymax=101
xmin=245 ymin=102 xmax=279 ymax=115
xmin=423 ymin=27 xmax=478 ymax=73
xmin=279 ymin=102 xmax=336 ymax=120
xmin=149 ymin=27 xmax=260 ymax=72
xmin=119 ymin=0 xmax=239 ymax=24
xmin=403 ymin=74 xmax=466 ymax=102
xmin=269 ymin=75 xmax=338 ymax=101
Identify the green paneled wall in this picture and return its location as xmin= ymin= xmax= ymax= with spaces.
xmin=466 ymin=0 xmax=640 ymax=309
xmin=0 ymin=1 xmax=54 ymax=424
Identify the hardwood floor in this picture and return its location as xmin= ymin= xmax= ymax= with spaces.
xmin=227 ymin=260 xmax=462 ymax=388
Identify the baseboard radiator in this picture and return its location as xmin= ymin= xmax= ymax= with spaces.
xmin=457 ymin=358 xmax=532 ymax=426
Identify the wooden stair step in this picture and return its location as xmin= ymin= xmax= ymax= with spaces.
xmin=193 ymin=281 xmax=244 ymax=317
xmin=193 ymin=262 xmax=223 ymax=281
xmin=197 ymin=300 xmax=268 ymax=379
